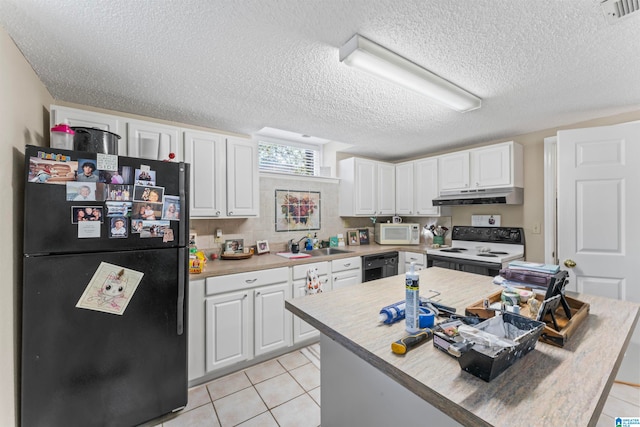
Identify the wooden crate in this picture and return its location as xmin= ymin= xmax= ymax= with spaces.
xmin=465 ymin=290 xmax=590 ymax=347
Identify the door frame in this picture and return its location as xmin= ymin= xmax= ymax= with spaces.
xmin=543 ymin=136 xmax=557 ymax=265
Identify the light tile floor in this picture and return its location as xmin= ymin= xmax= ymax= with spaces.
xmin=142 ymin=344 xmax=321 ymax=427
xmin=143 ymin=342 xmax=639 ymax=426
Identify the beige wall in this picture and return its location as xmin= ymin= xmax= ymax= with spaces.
xmin=1 ymin=27 xmax=54 ymax=426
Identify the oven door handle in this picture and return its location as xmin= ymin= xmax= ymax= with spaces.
xmin=428 ymin=254 xmax=503 ymax=270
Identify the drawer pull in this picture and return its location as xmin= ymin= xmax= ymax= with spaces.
xmin=245 ymin=278 xmax=257 ymax=284
xmin=255 ymin=291 xmax=260 ymax=297
xmin=344 ymin=263 xmax=351 ymax=267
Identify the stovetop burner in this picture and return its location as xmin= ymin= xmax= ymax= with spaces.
xmin=440 ymin=248 xmax=468 ymax=253
xmin=429 ymin=226 xmax=525 ymax=266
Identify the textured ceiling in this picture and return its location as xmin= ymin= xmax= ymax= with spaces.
xmin=1 ymin=0 xmax=639 ymax=161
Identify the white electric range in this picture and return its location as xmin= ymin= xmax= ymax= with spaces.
xmin=427 ymin=226 xmax=525 ymax=276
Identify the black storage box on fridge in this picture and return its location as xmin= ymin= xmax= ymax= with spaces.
xmin=457 ymin=313 xmax=545 ymax=382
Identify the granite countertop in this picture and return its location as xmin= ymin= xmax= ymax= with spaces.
xmin=285 ymin=267 xmax=640 ymax=427
xmin=190 ymin=243 xmax=430 ymax=278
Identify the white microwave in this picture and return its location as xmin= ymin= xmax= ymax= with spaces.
xmin=375 ymin=223 xmax=420 ymax=245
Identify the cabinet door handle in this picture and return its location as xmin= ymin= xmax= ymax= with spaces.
xmin=344 ymin=263 xmax=351 ymax=267
xmin=243 ymin=293 xmax=248 ymax=299
xmin=255 ymin=291 xmax=260 ymax=297
xmin=216 ymin=210 xmax=220 ymax=216
xmin=245 ymin=278 xmax=257 ymax=284
xmin=228 ymin=211 xmax=233 ymax=215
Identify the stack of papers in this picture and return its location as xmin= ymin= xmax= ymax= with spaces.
xmin=276 ymin=252 xmax=311 ymax=259
xmin=507 ymin=261 xmax=560 ymax=274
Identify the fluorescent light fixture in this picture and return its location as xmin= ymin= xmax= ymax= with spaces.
xmin=339 ymin=34 xmax=481 ymax=113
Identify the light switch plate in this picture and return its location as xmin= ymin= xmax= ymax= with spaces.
xmin=471 ymin=215 xmax=501 ymax=227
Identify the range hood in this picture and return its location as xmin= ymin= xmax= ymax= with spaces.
xmin=432 ymin=187 xmax=523 ymax=206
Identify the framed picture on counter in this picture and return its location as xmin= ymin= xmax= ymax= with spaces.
xmin=257 ymin=240 xmax=270 ymax=254
xmin=358 ymin=228 xmax=370 ymax=245
xmin=224 ymin=239 xmax=244 ymax=253
xmin=347 ymin=230 xmax=359 ymax=245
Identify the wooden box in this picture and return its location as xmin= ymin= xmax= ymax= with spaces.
xmin=465 ymin=290 xmax=590 ymax=347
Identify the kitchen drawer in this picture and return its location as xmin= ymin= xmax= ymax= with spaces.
xmin=292 ymin=261 xmax=330 ymax=280
xmin=404 ymin=251 xmax=426 ymax=265
xmin=206 ymin=267 xmax=289 ymax=295
xmin=331 ymin=256 xmax=361 ymax=273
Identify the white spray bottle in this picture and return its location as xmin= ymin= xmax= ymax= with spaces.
xmin=405 ymin=262 xmax=420 ymax=333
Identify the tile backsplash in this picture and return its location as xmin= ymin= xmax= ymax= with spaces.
xmin=190 ymin=175 xmax=450 ymax=253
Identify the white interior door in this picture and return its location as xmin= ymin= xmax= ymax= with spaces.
xmin=557 ymin=122 xmax=640 ymax=383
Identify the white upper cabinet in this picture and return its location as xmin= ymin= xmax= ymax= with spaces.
xmin=438 ymin=141 xmax=523 ymax=192
xmin=50 ymin=105 xmax=126 ymax=154
xmin=395 ymin=158 xmax=449 ymax=217
xmin=377 ymin=162 xmax=396 ymax=215
xmin=184 ymin=130 xmax=226 ymax=217
xmin=414 ymin=157 xmax=449 ymax=216
xmin=127 ymin=119 xmax=182 ymax=161
xmin=395 ymin=161 xmax=414 ymax=215
xmin=438 ymin=151 xmax=471 ymax=191
xmin=185 ymin=133 xmax=259 ymax=219
xmin=226 ymin=136 xmax=259 ymax=217
xmin=471 ymin=142 xmax=522 ymax=188
xmin=339 ymin=157 xmax=395 ymax=216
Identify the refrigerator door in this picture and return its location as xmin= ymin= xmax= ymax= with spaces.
xmin=22 ymin=248 xmax=188 ymax=427
xmin=24 ymin=145 xmax=189 ymax=255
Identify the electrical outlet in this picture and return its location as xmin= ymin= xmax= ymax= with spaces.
xmin=533 ymin=223 xmax=541 ymax=234
xmin=215 ymin=228 xmax=222 ymax=242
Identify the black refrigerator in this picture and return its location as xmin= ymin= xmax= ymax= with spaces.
xmin=22 ymin=145 xmax=190 ymax=427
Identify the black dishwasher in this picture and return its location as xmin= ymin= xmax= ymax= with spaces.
xmin=362 ymin=251 xmax=399 ymax=282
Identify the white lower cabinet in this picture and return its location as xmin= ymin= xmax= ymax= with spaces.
xmin=205 ymin=289 xmax=250 ymax=372
xmin=190 ymin=258 xmax=366 ymax=382
xmin=331 ymin=256 xmax=362 ymax=289
xmin=254 ymin=282 xmax=292 ymax=357
xmin=188 ymin=279 xmax=206 ymax=382
xmin=200 ymin=267 xmax=289 ymax=375
xmin=400 ymin=251 xmax=427 ymax=274
xmin=292 ymin=262 xmax=330 ymax=343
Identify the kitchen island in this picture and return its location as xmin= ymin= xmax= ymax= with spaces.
xmin=285 ymin=267 xmax=639 ymax=427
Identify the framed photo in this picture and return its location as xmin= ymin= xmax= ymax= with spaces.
xmin=225 ymin=239 xmax=244 ymax=253
xmin=275 ymin=189 xmax=321 ymax=232
xmin=347 ymin=230 xmax=360 ymax=246
xmin=358 ymin=228 xmax=370 ymax=245
xmin=256 ymin=240 xmax=270 ymax=254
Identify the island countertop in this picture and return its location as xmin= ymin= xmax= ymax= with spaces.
xmin=285 ymin=267 xmax=640 ymax=427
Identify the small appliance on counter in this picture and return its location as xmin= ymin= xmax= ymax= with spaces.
xmin=375 ymin=223 xmax=420 ymax=245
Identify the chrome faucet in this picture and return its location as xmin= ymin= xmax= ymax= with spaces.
xmin=288 ymin=236 xmax=309 ymax=253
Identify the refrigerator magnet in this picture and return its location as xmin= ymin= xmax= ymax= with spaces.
xmin=78 ymin=220 xmax=101 ymax=239
xmin=96 ymin=153 xmax=118 ymax=172
xmin=162 ymin=195 xmax=180 ymax=221
xmin=76 ymin=262 xmax=144 ymax=315
xmin=134 ymin=167 xmax=155 ymax=186
xmin=109 ymin=217 xmax=128 ymax=238
xmin=67 ymin=182 xmax=97 ymax=201
xmin=133 ymin=184 xmax=164 ymax=203
xmin=106 ymin=201 xmax=132 ymax=217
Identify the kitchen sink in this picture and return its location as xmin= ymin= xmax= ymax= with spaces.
xmin=306 ymin=248 xmax=353 ymax=257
